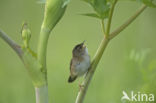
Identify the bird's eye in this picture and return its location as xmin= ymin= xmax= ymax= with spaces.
xmin=76 ymin=47 xmax=79 ymax=50
xmin=77 ymin=45 xmax=81 ymax=50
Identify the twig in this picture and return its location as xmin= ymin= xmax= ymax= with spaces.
xmin=106 ymin=0 xmax=118 ymax=36
xmin=0 ymin=30 xmax=23 ymax=57
xmin=101 ymin=20 xmax=106 ymax=34
xmin=109 ymin=5 xmax=147 ymax=40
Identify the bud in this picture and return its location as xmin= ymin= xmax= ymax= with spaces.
xmin=21 ymin=23 xmax=31 ymax=48
xmin=42 ymin=0 xmax=69 ymax=31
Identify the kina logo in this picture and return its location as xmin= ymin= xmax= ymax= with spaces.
xmin=121 ymin=91 xmax=154 ymax=102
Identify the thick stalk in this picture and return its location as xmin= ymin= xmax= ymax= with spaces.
xmin=75 ymin=37 xmax=109 ymax=103
xmin=37 ymin=27 xmax=50 ymax=75
xmin=35 ymin=85 xmax=48 ymax=103
xmin=37 ymin=27 xmax=50 ymax=103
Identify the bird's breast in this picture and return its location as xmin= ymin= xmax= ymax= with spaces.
xmin=75 ymin=55 xmax=90 ymax=76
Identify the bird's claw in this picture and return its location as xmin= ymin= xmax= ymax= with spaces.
xmin=79 ymin=83 xmax=84 ymax=91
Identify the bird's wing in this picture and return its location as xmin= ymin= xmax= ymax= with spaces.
xmin=70 ymin=58 xmax=78 ymax=77
xmin=70 ymin=58 xmax=73 ymax=70
xmin=70 ymin=58 xmax=75 ymax=76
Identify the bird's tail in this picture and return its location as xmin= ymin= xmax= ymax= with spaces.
xmin=68 ymin=76 xmax=77 ymax=83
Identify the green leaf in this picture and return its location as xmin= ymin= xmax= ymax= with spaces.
xmin=81 ymin=13 xmax=101 ymax=19
xmin=82 ymin=0 xmax=110 ymax=19
xmin=43 ymin=0 xmax=67 ymax=31
xmin=62 ymin=0 xmax=70 ymax=8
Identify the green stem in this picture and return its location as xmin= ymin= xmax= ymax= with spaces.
xmin=35 ymin=85 xmax=48 ymax=103
xmin=37 ymin=27 xmax=50 ymax=74
xmin=106 ymin=0 xmax=118 ymax=36
xmin=0 ymin=30 xmax=23 ymax=57
xmin=101 ymin=20 xmax=106 ymax=35
xmin=109 ymin=5 xmax=147 ymax=40
xmin=37 ymin=27 xmax=51 ymax=103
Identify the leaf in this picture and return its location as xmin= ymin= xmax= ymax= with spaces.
xmin=81 ymin=13 xmax=101 ymax=19
xmin=62 ymin=0 xmax=70 ymax=8
xmin=82 ymin=0 xmax=110 ymax=19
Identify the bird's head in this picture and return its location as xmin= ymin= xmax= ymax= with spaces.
xmin=72 ymin=41 xmax=87 ymax=57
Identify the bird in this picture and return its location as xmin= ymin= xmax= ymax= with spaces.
xmin=68 ymin=41 xmax=90 ymax=83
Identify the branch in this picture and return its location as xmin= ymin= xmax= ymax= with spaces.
xmin=0 ymin=30 xmax=23 ymax=57
xmin=106 ymin=0 xmax=118 ymax=36
xmin=109 ymin=5 xmax=147 ymax=40
xmin=101 ymin=20 xmax=106 ymax=34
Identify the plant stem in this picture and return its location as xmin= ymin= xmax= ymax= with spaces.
xmin=106 ymin=0 xmax=118 ymax=36
xmin=0 ymin=30 xmax=23 ymax=57
xmin=37 ymin=27 xmax=51 ymax=103
xmin=37 ymin=27 xmax=51 ymax=75
xmin=109 ymin=5 xmax=147 ymax=40
xmin=101 ymin=20 xmax=106 ymax=35
xmin=0 ymin=29 xmax=49 ymax=103
xmin=35 ymin=85 xmax=48 ymax=103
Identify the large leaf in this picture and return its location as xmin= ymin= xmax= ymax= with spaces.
xmin=82 ymin=0 xmax=110 ymax=19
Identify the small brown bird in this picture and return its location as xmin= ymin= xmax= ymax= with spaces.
xmin=68 ymin=41 xmax=90 ymax=83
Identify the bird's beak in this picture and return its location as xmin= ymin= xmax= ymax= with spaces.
xmin=82 ymin=41 xmax=86 ymax=48
xmin=82 ymin=40 xmax=85 ymax=45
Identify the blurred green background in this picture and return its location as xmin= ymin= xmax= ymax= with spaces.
xmin=0 ymin=0 xmax=156 ymax=103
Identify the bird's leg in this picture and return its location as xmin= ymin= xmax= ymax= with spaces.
xmin=78 ymin=80 xmax=84 ymax=91
xmin=84 ymin=72 xmax=88 ymax=79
